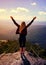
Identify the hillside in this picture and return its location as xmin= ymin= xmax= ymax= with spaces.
xmin=0 ymin=40 xmax=46 ymax=65
xmin=0 ymin=40 xmax=46 ymax=59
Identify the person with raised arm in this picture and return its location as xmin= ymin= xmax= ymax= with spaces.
xmin=10 ymin=16 xmax=36 ymax=55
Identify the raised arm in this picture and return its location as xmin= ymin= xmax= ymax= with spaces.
xmin=21 ymin=17 xmax=36 ymax=33
xmin=26 ymin=17 xmax=36 ymax=28
xmin=10 ymin=16 xmax=20 ymax=27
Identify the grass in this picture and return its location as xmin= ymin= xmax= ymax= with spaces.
xmin=0 ymin=40 xmax=46 ymax=59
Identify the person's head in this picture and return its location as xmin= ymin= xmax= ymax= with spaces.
xmin=21 ymin=21 xmax=26 ymax=27
xmin=19 ymin=21 xmax=26 ymax=33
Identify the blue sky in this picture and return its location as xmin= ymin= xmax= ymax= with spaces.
xmin=0 ymin=0 xmax=46 ymax=21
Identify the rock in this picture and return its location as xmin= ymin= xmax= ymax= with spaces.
xmin=0 ymin=51 xmax=46 ymax=65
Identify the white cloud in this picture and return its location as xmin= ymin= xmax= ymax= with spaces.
xmin=0 ymin=9 xmax=6 ymax=13
xmin=0 ymin=8 xmax=30 ymax=20
xmin=10 ymin=7 xmax=29 ymax=13
xmin=17 ymin=7 xmax=29 ymax=12
xmin=38 ymin=11 xmax=46 ymax=15
xmin=10 ymin=9 xmax=18 ymax=13
xmin=31 ymin=2 xmax=37 ymax=6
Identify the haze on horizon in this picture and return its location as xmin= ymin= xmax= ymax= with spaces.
xmin=0 ymin=0 xmax=46 ymax=37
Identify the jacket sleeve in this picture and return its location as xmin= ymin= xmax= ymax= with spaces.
xmin=11 ymin=17 xmax=20 ymax=27
xmin=26 ymin=17 xmax=36 ymax=28
xmin=26 ymin=19 xmax=34 ymax=28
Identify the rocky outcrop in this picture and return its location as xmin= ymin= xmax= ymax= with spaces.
xmin=0 ymin=51 xmax=46 ymax=65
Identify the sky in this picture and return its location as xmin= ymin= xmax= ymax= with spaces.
xmin=0 ymin=0 xmax=46 ymax=21
xmin=0 ymin=0 xmax=46 ymax=37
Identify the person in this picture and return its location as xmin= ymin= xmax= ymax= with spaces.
xmin=10 ymin=16 xmax=36 ymax=54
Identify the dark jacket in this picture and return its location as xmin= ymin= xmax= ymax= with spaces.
xmin=11 ymin=17 xmax=35 ymax=36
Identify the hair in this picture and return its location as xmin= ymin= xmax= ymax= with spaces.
xmin=19 ymin=21 xmax=26 ymax=33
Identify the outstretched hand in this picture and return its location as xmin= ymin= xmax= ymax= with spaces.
xmin=10 ymin=16 xmax=13 ymax=19
xmin=33 ymin=17 xmax=36 ymax=20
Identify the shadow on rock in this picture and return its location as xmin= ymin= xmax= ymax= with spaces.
xmin=21 ymin=54 xmax=31 ymax=65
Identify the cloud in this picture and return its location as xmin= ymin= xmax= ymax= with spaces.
xmin=10 ymin=7 xmax=29 ymax=13
xmin=17 ymin=7 xmax=29 ymax=12
xmin=38 ymin=11 xmax=46 ymax=15
xmin=0 ymin=7 xmax=29 ymax=20
xmin=0 ymin=9 xmax=6 ymax=13
xmin=31 ymin=2 xmax=37 ymax=6
xmin=10 ymin=9 xmax=18 ymax=13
